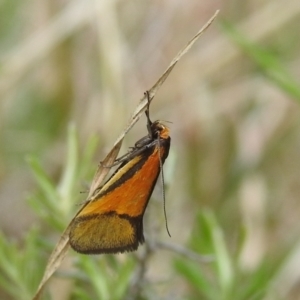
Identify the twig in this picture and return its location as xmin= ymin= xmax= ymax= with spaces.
xmin=153 ymin=240 xmax=214 ymax=263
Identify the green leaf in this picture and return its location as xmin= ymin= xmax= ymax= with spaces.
xmin=221 ymin=21 xmax=300 ymax=102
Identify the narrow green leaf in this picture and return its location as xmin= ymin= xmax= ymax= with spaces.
xmin=221 ymin=21 xmax=300 ymax=102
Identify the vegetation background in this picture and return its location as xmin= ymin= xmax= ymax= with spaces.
xmin=1 ymin=0 xmax=300 ymax=299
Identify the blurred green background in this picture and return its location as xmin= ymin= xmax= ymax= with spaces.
xmin=1 ymin=0 xmax=300 ymax=299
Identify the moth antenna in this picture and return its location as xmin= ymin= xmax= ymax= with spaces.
xmin=157 ymin=136 xmax=171 ymax=237
xmin=144 ymin=91 xmax=153 ymax=138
